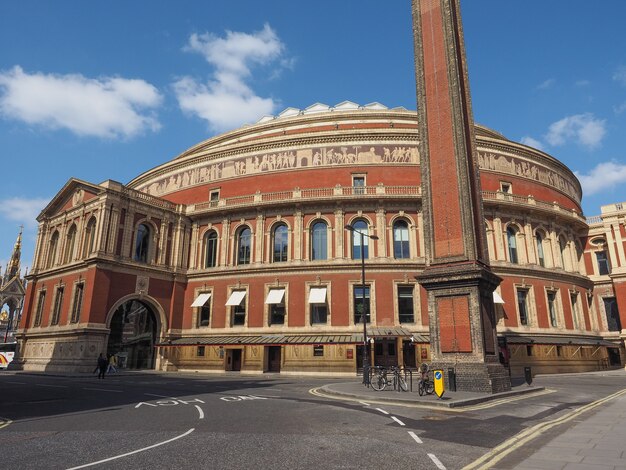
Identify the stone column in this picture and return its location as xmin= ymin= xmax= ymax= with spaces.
xmin=294 ymin=211 xmax=304 ymax=261
xmin=334 ymin=208 xmax=345 ymax=259
xmin=412 ymin=0 xmax=509 ymax=393
xmin=189 ymin=222 xmax=200 ymax=269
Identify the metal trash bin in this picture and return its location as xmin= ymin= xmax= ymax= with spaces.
xmin=524 ymin=366 xmax=532 ymax=386
xmin=447 ymin=368 xmax=456 ymax=392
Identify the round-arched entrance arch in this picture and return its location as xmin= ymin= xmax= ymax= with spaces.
xmin=107 ymin=299 xmax=157 ymax=369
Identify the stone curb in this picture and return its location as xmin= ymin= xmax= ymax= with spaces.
xmin=319 ymin=383 xmax=546 ymax=408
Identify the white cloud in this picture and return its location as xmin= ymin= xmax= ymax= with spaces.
xmin=574 ymin=79 xmax=590 ymax=87
xmin=0 ymin=66 xmax=162 ymax=139
xmin=536 ymin=78 xmax=555 ymax=90
xmin=544 ymin=113 xmax=606 ymax=149
xmin=575 ymin=161 xmax=626 ymax=196
xmin=0 ymin=197 xmax=49 ymax=228
xmin=174 ymin=24 xmax=288 ymax=132
xmin=613 ymin=66 xmax=626 ymax=86
xmin=520 ymin=136 xmax=545 ymax=151
xmin=614 ymin=102 xmax=626 ymax=115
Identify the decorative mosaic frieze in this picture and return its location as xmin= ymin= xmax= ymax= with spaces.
xmin=138 ymin=144 xmax=420 ymax=197
xmin=477 ymin=151 xmax=581 ymax=203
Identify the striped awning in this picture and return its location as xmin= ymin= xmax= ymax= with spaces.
xmin=158 ymin=330 xmax=430 ymax=347
xmin=504 ymin=335 xmax=618 ymax=348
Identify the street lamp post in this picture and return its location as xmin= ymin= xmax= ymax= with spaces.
xmin=345 ymin=224 xmax=378 ymax=386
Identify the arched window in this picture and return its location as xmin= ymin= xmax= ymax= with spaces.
xmin=535 ymin=232 xmax=545 ymax=267
xmin=204 ymin=230 xmax=218 ymax=268
xmin=47 ymin=231 xmax=59 ymax=268
xmin=134 ymin=223 xmax=151 ymax=263
xmin=393 ymin=220 xmax=410 ymax=259
xmin=237 ymin=226 xmax=251 ymax=265
xmin=352 ymin=220 xmax=370 ymax=260
xmin=272 ymin=224 xmax=288 ymax=262
xmin=64 ymin=224 xmax=77 ymax=264
xmin=311 ymin=221 xmax=327 ymax=260
xmin=83 ymin=217 xmax=97 ymax=258
xmin=507 ymin=226 xmax=518 ymax=264
xmin=559 ymin=236 xmax=568 ymax=270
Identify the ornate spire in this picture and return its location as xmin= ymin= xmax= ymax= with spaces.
xmin=5 ymin=226 xmax=22 ymax=282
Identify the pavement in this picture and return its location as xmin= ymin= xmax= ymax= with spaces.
xmin=6 ymin=368 xmax=626 ymax=469
xmin=319 ymin=370 xmax=626 ymax=470
xmin=319 ymin=376 xmax=544 ymax=409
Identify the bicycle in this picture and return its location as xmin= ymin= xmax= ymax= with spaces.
xmin=417 ymin=363 xmax=434 ymax=396
xmin=370 ymin=366 xmax=409 ymax=392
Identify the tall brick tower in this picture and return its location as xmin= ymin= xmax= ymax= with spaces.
xmin=412 ymin=0 xmax=511 ymax=393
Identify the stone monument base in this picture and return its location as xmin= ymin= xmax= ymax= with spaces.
xmin=429 ymin=360 xmax=511 ymax=394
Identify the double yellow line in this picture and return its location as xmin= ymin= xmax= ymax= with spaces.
xmin=0 ymin=417 xmax=12 ymax=430
xmin=463 ymin=388 xmax=626 ymax=469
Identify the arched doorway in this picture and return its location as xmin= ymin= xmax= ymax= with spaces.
xmin=107 ymin=299 xmax=157 ymax=369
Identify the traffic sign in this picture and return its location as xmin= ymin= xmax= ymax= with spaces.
xmin=433 ymin=369 xmax=445 ymax=398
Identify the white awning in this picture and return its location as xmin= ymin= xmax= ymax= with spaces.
xmin=191 ymin=293 xmax=212 ymax=307
xmin=308 ymin=287 xmax=327 ymax=304
xmin=265 ymin=288 xmax=285 ymax=304
xmin=226 ymin=291 xmax=247 ymax=306
xmin=493 ymin=291 xmax=505 ymax=304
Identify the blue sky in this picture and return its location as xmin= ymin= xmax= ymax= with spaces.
xmin=1 ymin=1 xmax=625 ymax=275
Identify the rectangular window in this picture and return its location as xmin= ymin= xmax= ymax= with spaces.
xmin=353 ymin=286 xmax=371 ymax=324
xmin=192 ymin=292 xmax=212 ymax=327
xmin=309 ymin=287 xmax=328 ymax=324
xmin=387 ymin=342 xmax=396 ymax=356
xmin=51 ymin=286 xmax=64 ymax=325
xmin=226 ymin=291 xmax=247 ymax=326
xmin=547 ymin=291 xmax=558 ymax=328
xmin=266 ymin=288 xmax=286 ymax=325
xmin=571 ymin=292 xmax=580 ymax=330
xmin=70 ymin=283 xmax=84 ymax=324
xmin=197 ymin=346 xmax=205 ymax=357
xmin=34 ymin=291 xmax=46 ymax=327
xmin=500 ymin=182 xmax=513 ymax=201
xmin=604 ymin=297 xmax=622 ymax=332
xmin=596 ymin=251 xmax=611 ymax=275
xmin=353 ymin=175 xmax=365 ymax=194
xmin=209 ymin=190 xmax=220 ymax=207
xmin=557 ymin=345 xmax=563 ymax=357
xmin=313 ymin=345 xmax=324 ymax=357
xmin=526 ymin=345 xmax=533 ymax=356
xmin=517 ymin=289 xmax=529 ymax=326
xmin=398 ymin=285 xmax=415 ymax=323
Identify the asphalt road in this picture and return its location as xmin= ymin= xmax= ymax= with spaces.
xmin=1 ymin=370 xmax=624 ymax=470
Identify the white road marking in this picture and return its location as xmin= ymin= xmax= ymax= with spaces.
xmin=375 ymin=408 xmax=389 ymax=415
xmin=7 ymin=381 xmax=27 ymax=385
xmin=428 ymin=453 xmax=446 ymax=470
xmin=83 ymin=388 xmax=123 ymax=393
xmin=36 ymin=384 xmax=67 ymax=388
xmin=65 ymin=428 xmax=195 ymax=469
xmin=391 ymin=416 xmax=405 ymax=426
xmin=195 ymin=405 xmax=204 ymax=419
xmin=359 ymin=401 xmax=370 ymax=406
xmin=144 ymin=393 xmax=178 ymax=399
xmin=408 ymin=431 xmax=423 ymax=444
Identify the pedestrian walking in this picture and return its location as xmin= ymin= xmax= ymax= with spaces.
xmin=107 ymin=354 xmax=117 ymax=374
xmin=97 ymin=353 xmax=108 ymax=379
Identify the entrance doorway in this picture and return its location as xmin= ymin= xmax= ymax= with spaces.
xmin=107 ymin=299 xmax=157 ymax=369
xmin=226 ymin=349 xmax=242 ymax=371
xmin=402 ymin=340 xmax=416 ymax=368
xmin=355 ymin=344 xmax=371 ymax=373
xmin=266 ymin=346 xmax=281 ymax=372
xmin=373 ymin=338 xmax=398 ymax=368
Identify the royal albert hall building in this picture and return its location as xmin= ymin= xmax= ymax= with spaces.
xmin=15 ymin=102 xmax=626 ymax=377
